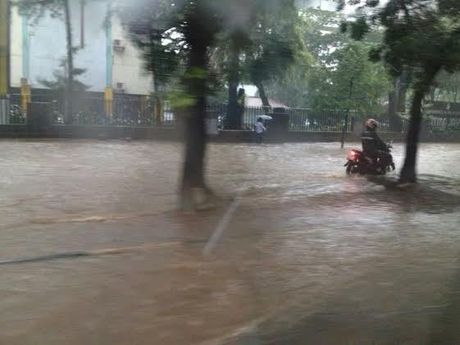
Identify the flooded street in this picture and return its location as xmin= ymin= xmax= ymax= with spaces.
xmin=1 ymin=140 xmax=460 ymax=344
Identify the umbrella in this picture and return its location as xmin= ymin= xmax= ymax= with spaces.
xmin=258 ymin=115 xmax=273 ymax=121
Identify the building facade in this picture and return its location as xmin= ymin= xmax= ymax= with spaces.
xmin=9 ymin=0 xmax=152 ymax=95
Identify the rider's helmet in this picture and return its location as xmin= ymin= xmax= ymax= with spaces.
xmin=365 ymin=118 xmax=378 ymax=130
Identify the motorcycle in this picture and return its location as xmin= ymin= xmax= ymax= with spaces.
xmin=344 ymin=144 xmax=395 ymax=175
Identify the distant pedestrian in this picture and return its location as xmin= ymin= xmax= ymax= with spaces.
xmin=254 ymin=117 xmax=266 ymax=144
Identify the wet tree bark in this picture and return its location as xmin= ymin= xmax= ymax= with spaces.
xmin=388 ymin=71 xmax=409 ymax=132
xmin=148 ymin=30 xmax=163 ymax=127
xmin=388 ymin=88 xmax=401 ymax=131
xmin=180 ymin=45 xmax=209 ymax=210
xmin=153 ymin=75 xmax=163 ymax=126
xmin=399 ymin=66 xmax=440 ymax=184
xmin=179 ymin=2 xmax=215 ymax=210
xmin=153 ymin=94 xmax=163 ymax=126
xmin=255 ymin=81 xmax=270 ymax=109
xmin=64 ymin=0 xmax=74 ymax=124
xmin=227 ymin=45 xmax=241 ymax=129
xmin=397 ymin=70 xmax=409 ymax=113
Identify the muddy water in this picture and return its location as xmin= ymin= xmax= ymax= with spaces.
xmin=0 ymin=140 xmax=460 ymax=344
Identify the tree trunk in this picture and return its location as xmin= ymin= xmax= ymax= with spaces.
xmin=152 ymin=76 xmax=163 ymax=126
xmin=397 ymin=70 xmax=409 ymax=113
xmin=64 ymin=0 xmax=74 ymax=124
xmin=399 ymin=66 xmax=440 ymax=184
xmin=153 ymin=95 xmax=163 ymax=126
xmin=389 ymin=71 xmax=409 ymax=132
xmin=180 ymin=33 xmax=212 ymax=210
xmin=388 ymin=88 xmax=400 ymax=131
xmin=226 ymin=38 xmax=241 ymax=129
xmin=255 ymin=81 xmax=270 ymax=110
xmin=388 ymin=79 xmax=403 ymax=132
xmin=181 ymin=100 xmax=208 ymax=210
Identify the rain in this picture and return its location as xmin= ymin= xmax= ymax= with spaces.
xmin=1 ymin=0 xmax=460 ymax=344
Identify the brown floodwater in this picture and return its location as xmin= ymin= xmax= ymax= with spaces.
xmin=1 ymin=140 xmax=460 ymax=344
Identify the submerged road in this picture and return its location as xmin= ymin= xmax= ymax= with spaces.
xmin=1 ymin=140 xmax=460 ymax=344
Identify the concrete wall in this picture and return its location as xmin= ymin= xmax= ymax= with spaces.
xmin=0 ymin=124 xmax=179 ymax=140
xmin=9 ymin=8 xmax=22 ymax=88
xmin=2 ymin=125 xmax=460 ymax=143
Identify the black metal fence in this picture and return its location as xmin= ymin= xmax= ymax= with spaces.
xmin=425 ymin=113 xmax=460 ymax=132
xmin=6 ymin=94 xmax=460 ymax=133
xmin=8 ymin=93 xmax=159 ymax=126
xmin=288 ymin=108 xmax=351 ymax=132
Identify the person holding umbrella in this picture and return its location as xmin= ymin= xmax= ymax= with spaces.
xmin=254 ymin=116 xmax=267 ymax=143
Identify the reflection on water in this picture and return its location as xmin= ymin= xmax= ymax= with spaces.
xmin=0 ymin=140 xmax=460 ymax=344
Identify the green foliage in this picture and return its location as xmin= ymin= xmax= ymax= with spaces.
xmin=242 ymin=0 xmax=304 ymax=87
xmin=309 ymin=42 xmax=390 ymax=112
xmin=122 ymin=1 xmax=183 ymax=92
xmin=266 ymin=8 xmax=391 ymax=112
xmin=341 ymin=0 xmax=460 ymax=79
xmin=124 ymin=0 xmax=304 ymax=107
xmin=123 ymin=0 xmax=224 ymax=97
xmin=340 ymin=0 xmax=460 ymax=182
xmin=205 ymin=0 xmax=304 ymax=106
xmin=169 ymin=90 xmax=196 ymax=109
xmin=39 ymin=58 xmax=89 ymax=93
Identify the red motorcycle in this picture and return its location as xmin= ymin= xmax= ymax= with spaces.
xmin=345 ymin=145 xmax=395 ymax=175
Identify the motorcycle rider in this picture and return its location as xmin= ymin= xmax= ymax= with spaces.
xmin=361 ymin=118 xmax=394 ymax=171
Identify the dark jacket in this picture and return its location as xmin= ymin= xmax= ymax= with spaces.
xmin=361 ymin=127 xmax=387 ymax=155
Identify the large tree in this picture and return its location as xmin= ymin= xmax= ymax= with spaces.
xmin=211 ymin=0 xmax=302 ymax=127
xmin=125 ymin=0 xmax=303 ymax=209
xmin=243 ymin=1 xmax=303 ymax=108
xmin=307 ymin=41 xmax=390 ymax=113
xmin=223 ymin=29 xmax=251 ymax=129
xmin=266 ymin=8 xmax=391 ymax=113
xmin=177 ymin=0 xmax=221 ymax=210
xmin=124 ymin=0 xmax=245 ymax=209
xmin=340 ymin=0 xmax=460 ymax=183
xmin=38 ymin=58 xmax=89 ymax=117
